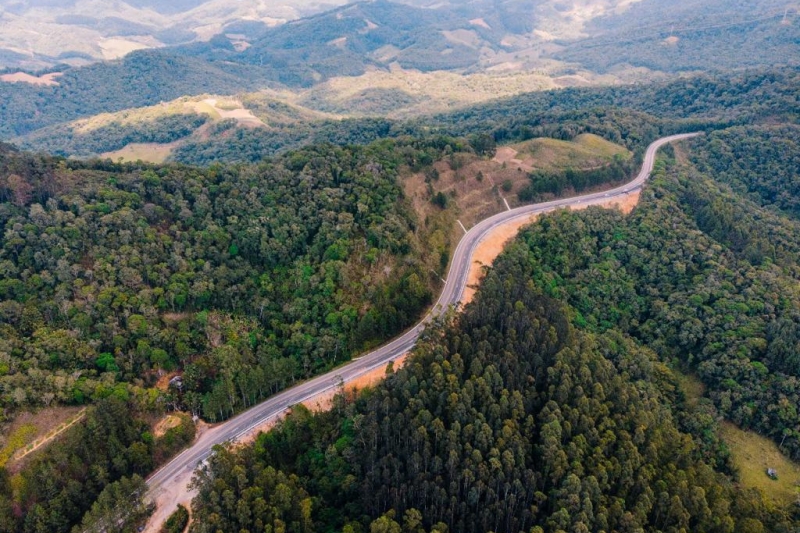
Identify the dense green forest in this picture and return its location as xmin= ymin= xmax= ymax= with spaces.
xmin=168 ymin=107 xmax=662 ymax=167
xmin=1 ymin=65 xmax=799 ymax=533
xmin=182 ymin=123 xmax=800 ymax=533
xmin=5 ymin=66 xmax=798 ymax=165
xmin=428 ymin=69 xmax=799 ymax=138
xmin=0 ymin=138 xmax=472 ymax=425
xmin=503 ymin=126 xmax=800 ymax=461
xmin=0 ymin=398 xmax=193 ymax=533
xmin=16 ymin=113 xmax=209 ymax=158
xmin=187 ymin=214 xmax=795 ymax=532
xmin=149 ymin=69 xmax=799 ymax=166
xmin=688 ymin=125 xmax=800 ymax=219
xmin=0 ymin=51 xmax=276 ymax=138
xmin=0 ymin=123 xmax=648 ymax=533
xmin=170 ymin=117 xmax=404 ymax=166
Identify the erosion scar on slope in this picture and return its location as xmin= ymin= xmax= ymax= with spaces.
xmin=461 ymin=190 xmax=641 ymax=306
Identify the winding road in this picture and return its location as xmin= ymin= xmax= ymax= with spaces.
xmin=144 ymin=132 xmax=701 ymax=528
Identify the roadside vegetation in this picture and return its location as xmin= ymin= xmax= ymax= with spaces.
xmin=185 ymin=123 xmax=800 ymax=533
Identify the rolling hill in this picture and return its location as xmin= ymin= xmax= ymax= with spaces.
xmin=0 ymin=0 xmax=797 ymax=159
xmin=0 ymin=0 xmax=346 ymax=69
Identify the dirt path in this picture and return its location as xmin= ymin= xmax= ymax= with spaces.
xmin=11 ymin=408 xmax=86 ymax=462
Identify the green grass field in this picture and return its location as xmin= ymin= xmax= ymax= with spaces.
xmin=674 ymin=371 xmax=800 ymax=505
xmin=513 ymin=133 xmax=630 ymax=170
xmin=720 ymin=421 xmax=800 ymax=505
xmin=675 ymin=371 xmax=706 ymax=405
xmin=102 ymin=142 xmax=175 ymax=164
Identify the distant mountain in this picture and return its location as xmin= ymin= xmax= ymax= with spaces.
xmin=0 ymin=0 xmax=348 ymax=69
xmin=555 ymin=0 xmax=800 ymax=73
xmin=0 ymin=0 xmax=797 ymax=147
xmin=177 ymin=1 xmax=497 ymax=85
xmin=167 ymin=0 xmax=800 ymax=84
xmin=2 ymin=0 xmax=795 ymax=73
xmin=0 ymin=50 xmax=281 ymax=137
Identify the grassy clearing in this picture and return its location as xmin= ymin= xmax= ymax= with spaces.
xmin=514 ymin=133 xmax=630 ymax=170
xmin=0 ymin=406 xmax=84 ymax=468
xmin=189 ymin=100 xmax=223 ymax=120
xmin=674 ymin=370 xmax=706 ymax=406
xmin=720 ymin=421 xmax=800 ymax=505
xmin=153 ymin=414 xmax=184 ymax=438
xmin=672 ymin=370 xmax=800 ymax=505
xmin=214 ymin=99 xmax=243 ymax=111
xmin=407 ymin=134 xmax=629 ymax=230
xmin=102 ymin=142 xmax=176 ymax=164
xmin=574 ymin=133 xmax=631 ymax=155
xmin=74 ymin=98 xmax=204 ymax=133
xmin=0 ymin=425 xmax=36 ymax=467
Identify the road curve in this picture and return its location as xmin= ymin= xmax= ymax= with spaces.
xmin=145 ymin=132 xmax=701 ymax=522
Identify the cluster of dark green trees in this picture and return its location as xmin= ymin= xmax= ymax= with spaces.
xmin=170 ymin=117 xmax=402 ymax=166
xmin=0 ymin=397 xmax=193 ymax=533
xmin=508 ymin=125 xmax=800 ymax=459
xmin=519 ymin=152 xmax=636 ymax=202
xmin=187 ymin=225 xmax=793 ymax=533
xmin=0 ymin=138 xmax=465 ymax=424
xmin=17 ymin=113 xmax=209 ymax=158
xmin=184 ymin=123 xmax=800 ymax=533
xmin=688 ymin=125 xmax=800 ymax=219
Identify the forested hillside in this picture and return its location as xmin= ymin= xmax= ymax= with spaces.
xmin=0 ymin=399 xmax=193 ymax=533
xmin=0 ymin=51 xmax=276 ymax=137
xmin=556 ymin=0 xmax=799 ymax=73
xmin=180 ymin=124 xmax=800 ymax=533
xmin=429 ymin=69 xmax=799 ymax=138
xmin=0 ymin=119 xmax=650 ymax=533
xmin=0 ymin=139 xmax=462 ymax=426
xmin=1 ymin=0 xmax=796 ymax=150
xmin=170 ymin=117 xmax=404 ymax=166
xmin=505 ymin=126 xmax=800 ymax=460
xmin=0 ymin=2 xmax=798 ymax=532
xmin=688 ymin=125 xmax=800 ymax=219
xmin=1 ymin=64 xmax=799 ymax=533
xmin=17 ymin=112 xmax=209 ymax=159
xmin=187 ymin=212 xmax=795 ymax=532
xmin=162 ymin=69 xmax=799 ymax=166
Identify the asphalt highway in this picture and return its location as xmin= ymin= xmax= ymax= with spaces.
xmin=144 ymin=132 xmax=701 ymax=525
